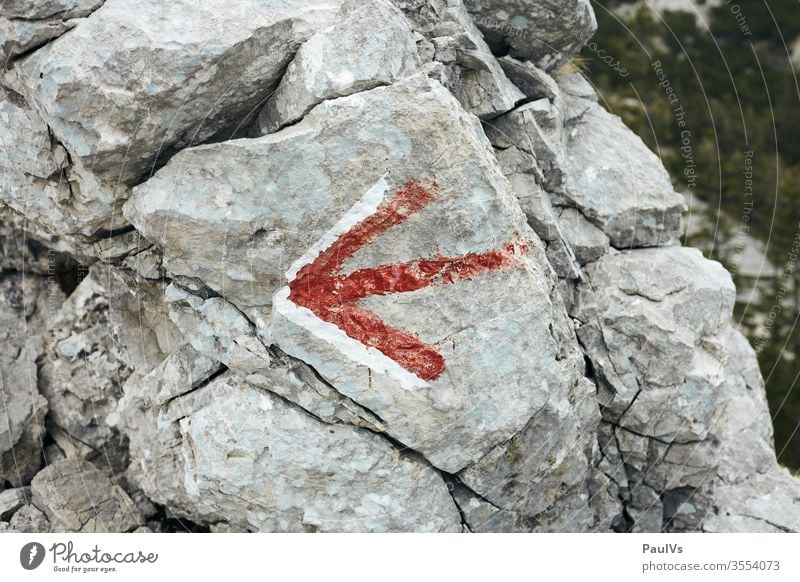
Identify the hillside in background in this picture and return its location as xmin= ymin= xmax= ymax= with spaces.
xmin=583 ymin=0 xmax=800 ymax=469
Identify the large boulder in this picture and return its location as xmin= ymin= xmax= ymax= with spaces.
xmin=563 ymin=100 xmax=687 ymax=248
xmin=120 ymin=351 xmax=461 ymax=532
xmin=464 ymin=0 xmax=597 ymax=70
xmin=30 ymin=459 xmax=142 ymax=532
xmin=125 ymin=74 xmax=589 ymax=475
xmin=15 ymin=0 xmax=344 ymax=185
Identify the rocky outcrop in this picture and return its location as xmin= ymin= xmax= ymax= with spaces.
xmin=464 ymin=0 xmax=597 ymax=70
xmin=0 ymin=273 xmax=52 ymax=488
xmin=1 ymin=0 xmax=798 ymax=533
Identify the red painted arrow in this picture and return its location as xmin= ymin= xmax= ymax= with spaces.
xmin=288 ymin=180 xmax=529 ymax=382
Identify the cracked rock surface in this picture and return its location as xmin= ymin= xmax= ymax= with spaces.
xmin=1 ymin=0 xmax=798 ymax=533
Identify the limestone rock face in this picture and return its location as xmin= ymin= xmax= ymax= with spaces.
xmin=464 ymin=0 xmax=597 ymax=70
xmin=0 ymin=0 xmax=798 ymax=534
xmin=15 ymin=0 xmax=343 ymax=184
xmin=0 ymin=1 xmax=104 ymax=64
xmin=30 ymin=459 xmax=142 ymax=532
xmin=126 ymin=74 xmax=587 ymax=477
xmin=120 ymin=352 xmax=461 ymax=532
xmin=0 ymin=273 xmax=51 ymax=487
xmin=258 ymin=0 xmax=421 ymax=133
xmin=563 ymin=100 xmax=687 ymax=248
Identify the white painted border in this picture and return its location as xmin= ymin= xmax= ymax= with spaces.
xmin=274 ymin=287 xmax=428 ymax=390
xmin=277 ymin=175 xmax=429 ymax=390
xmin=285 ymin=174 xmax=390 ymax=281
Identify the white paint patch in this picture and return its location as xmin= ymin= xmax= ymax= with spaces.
xmin=274 ymin=287 xmax=428 ymax=391
xmin=285 ymin=174 xmax=390 ymax=281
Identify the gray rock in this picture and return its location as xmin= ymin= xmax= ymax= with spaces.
xmin=493 ymin=147 xmax=556 ymax=241
xmin=5 ymin=503 xmax=50 ymax=532
xmin=576 ymin=246 xmax=736 ymax=442
xmin=564 ymin=100 xmax=687 ymax=247
xmin=107 ymin=273 xmax=183 ymax=375
xmin=16 ymin=0 xmax=343 ymax=184
xmin=2 ymin=0 xmax=103 ymax=20
xmin=30 ymin=459 xmax=142 ymax=532
xmin=119 ymin=345 xmax=223 ymax=518
xmin=0 ymin=1 xmax=103 ymax=64
xmin=465 ymin=0 xmax=597 ymax=70
xmin=0 ymin=204 xmax=83 ymax=275
xmin=398 ymin=0 xmax=524 ymax=119
xmin=258 ymin=0 xmax=420 ymax=133
xmin=0 ymin=486 xmax=30 ymax=520
xmin=0 ymin=85 xmax=125 ymax=236
xmin=459 ymin=377 xmax=605 ymax=531
xmin=0 ymin=273 xmax=51 ymax=487
xmin=128 ymin=74 xmax=586 ymax=473
xmin=556 ymin=207 xmax=609 ymax=265
xmin=706 ymin=469 xmax=800 ymax=533
xmin=484 ymin=100 xmax=568 ymax=193
xmin=122 ymin=367 xmax=461 ymax=532
xmin=498 ymin=55 xmax=559 ymax=100
xmin=556 ymin=71 xmax=598 ymax=102
xmin=165 ymin=286 xmax=384 ymax=431
xmin=38 ymin=267 xmax=131 ymax=472
xmin=450 ymin=484 xmax=520 ymax=532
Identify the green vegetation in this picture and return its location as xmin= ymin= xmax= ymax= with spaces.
xmin=582 ymin=0 xmax=800 ymax=469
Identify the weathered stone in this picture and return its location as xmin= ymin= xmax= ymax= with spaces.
xmin=128 ymin=74 xmax=592 ymax=473
xmin=0 ymin=0 xmax=797 ymax=535
xmin=258 ymin=0 xmax=420 ymax=133
xmin=459 ymin=377 xmax=604 ymax=531
xmin=0 ymin=486 xmax=30 ymax=520
xmin=30 ymin=459 xmax=142 ymax=532
xmin=577 ymin=247 xmax=736 ymax=443
xmin=0 ymin=273 xmax=51 ymax=487
xmin=556 ymin=207 xmax=609 ymax=265
xmin=107 ymin=272 xmax=183 ymax=374
xmin=398 ymin=0 xmax=524 ymax=119
xmin=465 ymin=0 xmax=597 ymax=70
xmin=706 ymin=469 xmax=800 ymax=533
xmin=16 ymin=0 xmax=343 ymax=184
xmin=5 ymin=503 xmax=50 ymax=533
xmin=0 ymin=85 xmax=125 ymax=236
xmin=123 ymin=368 xmax=461 ymax=532
xmin=0 ymin=1 xmax=103 ymax=64
xmin=493 ymin=147 xmax=556 ymax=240
xmin=484 ymin=101 xmax=567 ymax=193
xmin=38 ymin=268 xmax=131 ymax=471
xmin=498 ymin=55 xmax=559 ymax=100
xmin=165 ymin=287 xmax=384 ymax=431
xmin=556 ymin=71 xmax=598 ymax=102
xmin=564 ymin=100 xmax=686 ymax=247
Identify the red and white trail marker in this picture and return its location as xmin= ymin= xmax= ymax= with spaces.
xmin=274 ymin=176 xmax=530 ymax=388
